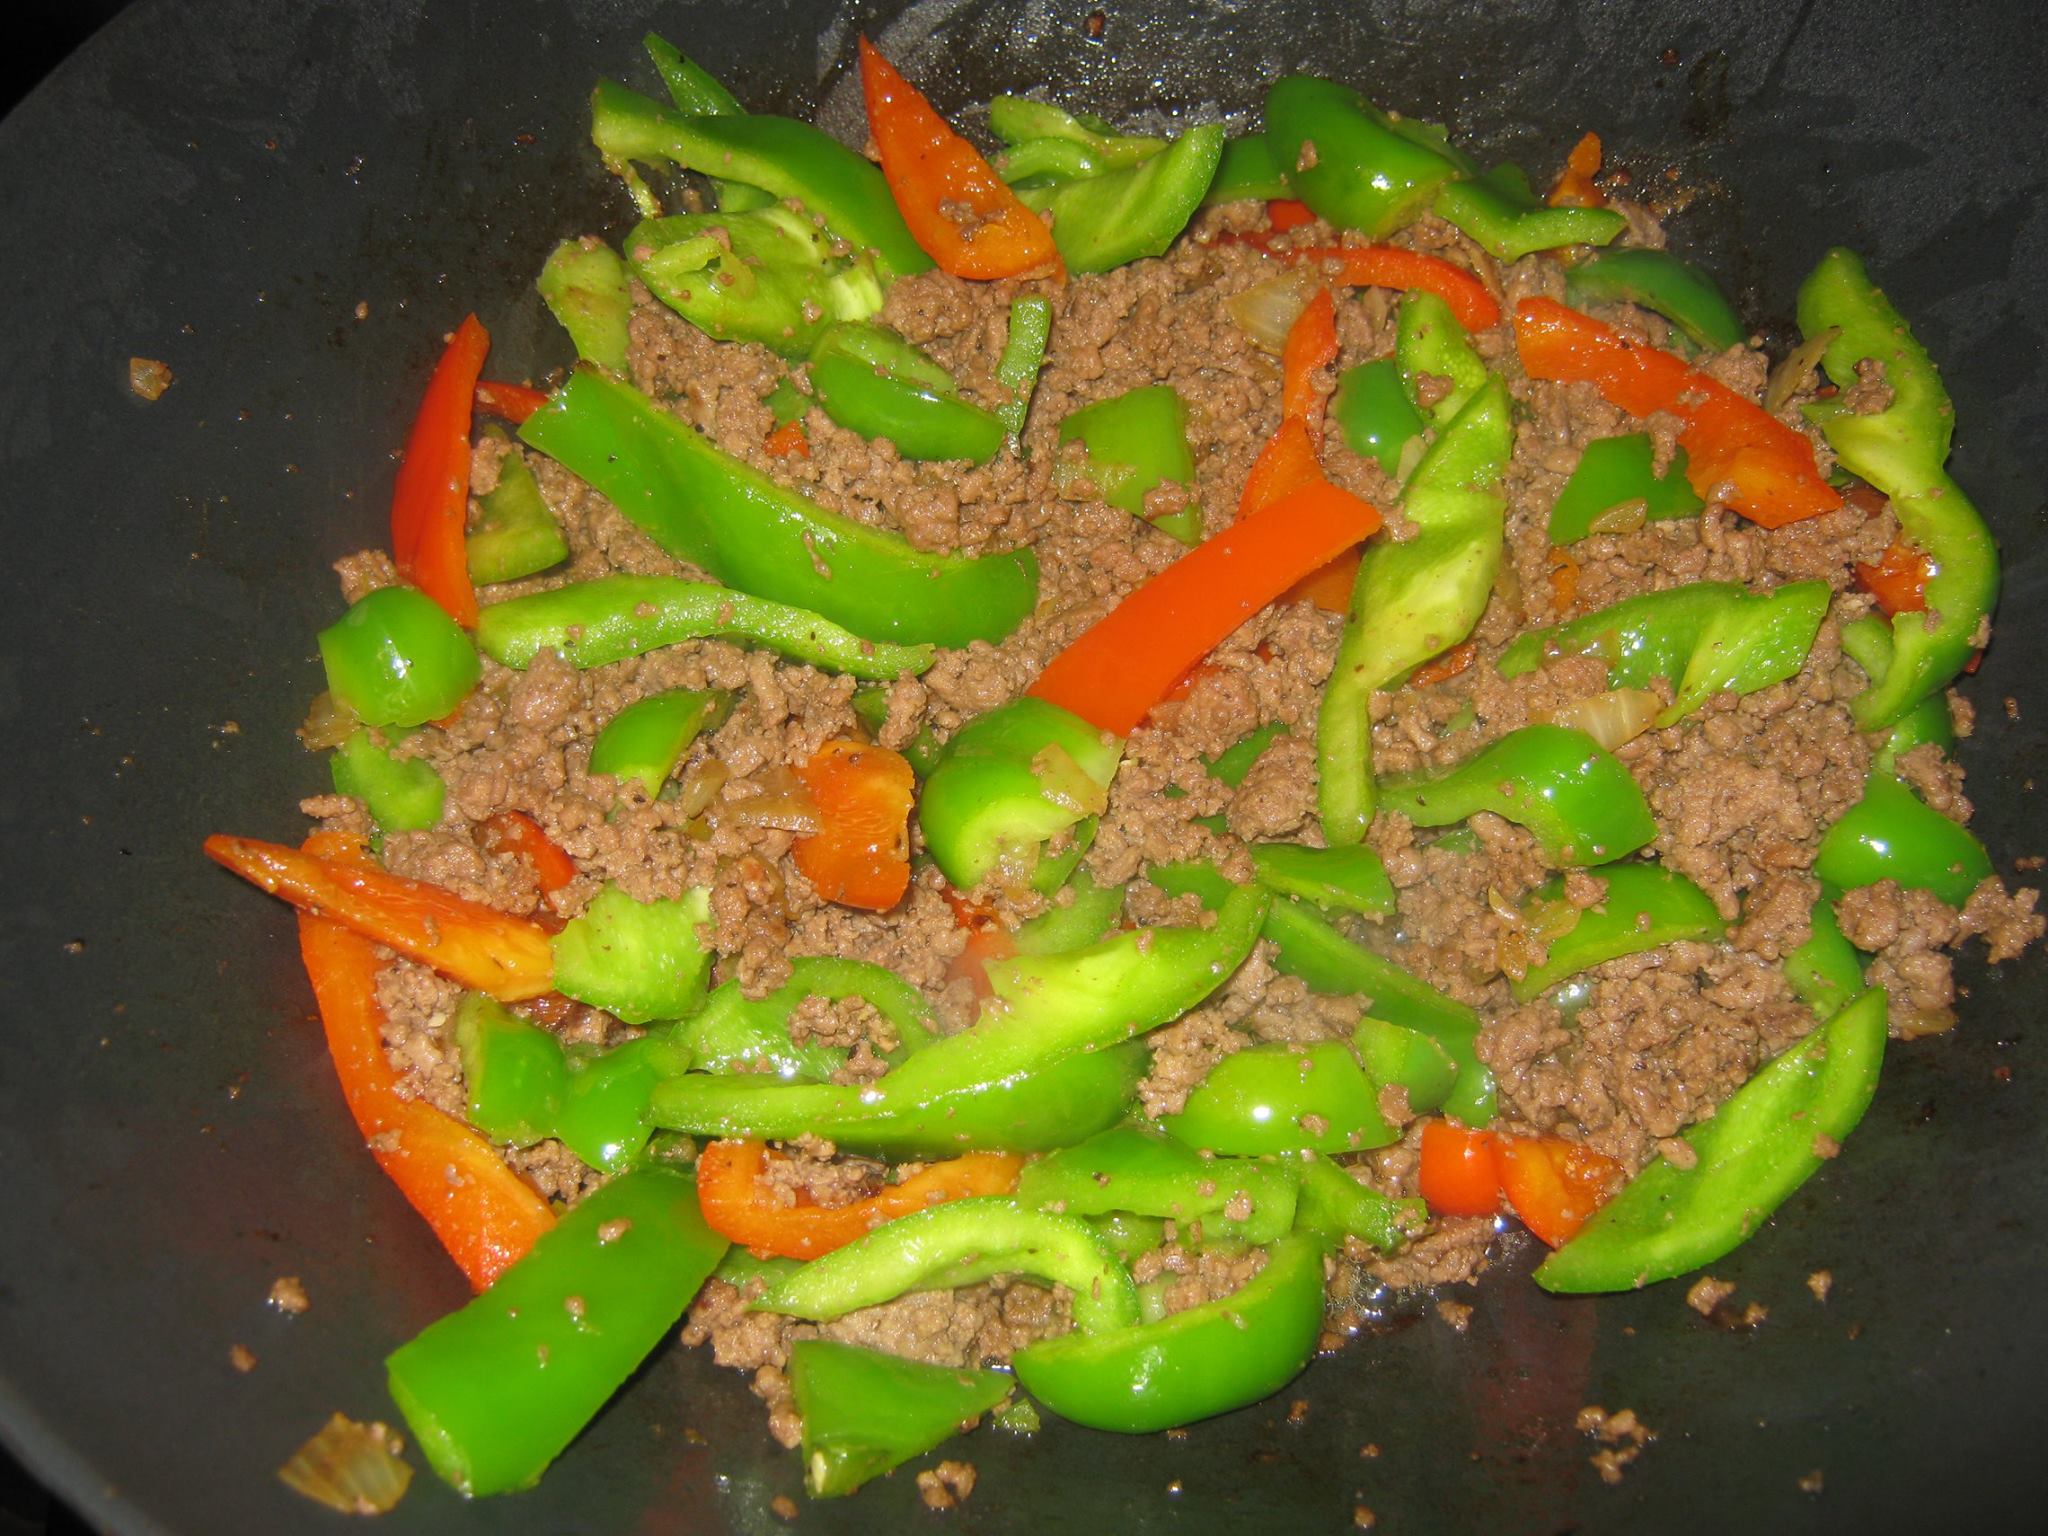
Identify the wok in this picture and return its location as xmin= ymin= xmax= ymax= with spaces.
xmin=2 ymin=1 xmax=2043 ymax=1531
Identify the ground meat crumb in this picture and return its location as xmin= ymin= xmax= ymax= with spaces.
xmin=1807 ymin=1269 xmax=1834 ymax=1302
xmin=1798 ymin=1468 xmax=1826 ymax=1494
xmin=268 ymin=1276 xmax=310 ymax=1315
xmin=916 ymin=1460 xmax=977 ymax=1510
xmin=1434 ymin=1299 xmax=1474 ymax=1333
xmin=229 ymin=1343 xmax=258 ymax=1373
xmin=770 ymin=1493 xmax=799 ymax=1521
xmin=1685 ymin=1275 xmax=1735 ymax=1316
xmin=1577 ymin=1404 xmax=1654 ymax=1483
xmin=1359 ymin=1443 xmax=1381 ymax=1459
xmin=1287 ymin=1398 xmax=1311 ymax=1424
xmin=1353 ymin=1505 xmax=1377 ymax=1529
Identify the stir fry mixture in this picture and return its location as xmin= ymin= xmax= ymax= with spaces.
xmin=211 ymin=35 xmax=2042 ymax=1513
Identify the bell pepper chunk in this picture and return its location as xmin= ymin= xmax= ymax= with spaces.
xmin=391 ymin=314 xmax=489 ymax=628
xmin=808 ymin=320 xmax=1007 ymax=463
xmin=1059 ymin=384 xmax=1203 ymax=544
xmin=1564 ymin=248 xmax=1745 ymax=354
xmin=588 ymin=688 xmax=733 ymax=800
xmin=792 ymin=738 xmax=916 ymax=912
xmin=640 ymin=34 xmax=774 ymax=213
xmin=1497 ymin=1135 xmax=1627 ymax=1248
xmin=791 ymin=1340 xmax=1011 ymax=1498
xmin=472 ymin=379 xmax=549 ymax=424
xmin=1815 ymin=769 xmax=1993 ymax=909
xmin=1434 ymin=163 xmax=1626 ymax=260
xmin=1418 ymin=1120 xmax=1504 ymax=1217
xmin=1331 ymin=357 xmax=1426 ymax=478
xmin=466 ymin=440 xmax=569 ymax=586
xmin=1509 ymin=862 xmax=1729 ymax=1003
xmin=1016 ymin=124 xmax=1224 ymax=274
xmin=1265 ymin=75 xmax=1469 ymax=238
xmin=1546 ymin=131 xmax=1605 ymax=208
xmin=477 ymin=810 xmax=577 ymax=896
xmin=536 ymin=238 xmax=632 ymax=372
xmin=1164 ymin=1040 xmax=1399 ymax=1156
xmin=318 ymin=585 xmax=480 ymax=730
xmin=1546 ymin=432 xmax=1704 ymax=544
xmin=858 ymin=37 xmax=1061 ymax=280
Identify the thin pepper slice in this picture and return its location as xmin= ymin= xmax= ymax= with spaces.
xmin=318 ymin=585 xmax=480 ymax=729
xmin=755 ymin=1195 xmax=1141 ymax=1334
xmin=640 ymin=33 xmax=774 ymax=213
xmin=466 ymin=438 xmax=568 ymax=585
xmin=790 ymin=1341 xmax=1011 ymax=1498
xmin=1798 ymin=248 xmax=1999 ymax=730
xmin=1839 ymin=615 xmax=1956 ymax=769
xmin=1265 ymin=75 xmax=1470 ymax=237
xmin=1395 ymin=290 xmax=1488 ymax=428
xmin=1515 ymin=296 xmax=1840 ymax=528
xmin=792 ymin=738 xmax=916 ymax=911
xmin=1318 ymin=377 xmax=1509 ymax=845
xmin=1272 ymin=244 xmax=1501 ymax=333
xmin=1782 ymin=897 xmax=1866 ymax=1021
xmin=1536 ymin=988 xmax=1888 ymax=1292
xmin=1059 ymin=384 xmax=1203 ymax=544
xmin=1012 ymin=1233 xmax=1326 ymax=1432
xmin=858 ymin=37 xmax=1061 ymax=280
xmin=682 ymin=956 xmax=938 ymax=1080
xmin=808 ymin=321 xmax=1007 ymax=463
xmin=995 ymin=293 xmax=1054 ymax=439
xmin=1853 ymin=538 xmax=1932 ymax=619
xmin=1292 ymin=1152 xmax=1428 ymax=1252
xmin=475 ymin=574 xmax=933 ymax=680
xmin=1509 ymin=862 xmax=1728 ymax=1002
xmin=987 ymin=95 xmax=1165 ymax=168
xmin=1281 ymin=286 xmax=1339 ymax=432
xmin=391 ymin=314 xmax=488 ymax=628
xmin=1163 ymin=1040 xmax=1399 ymax=1156
xmin=1546 ymin=131 xmax=1604 ymax=208
xmin=1331 ymin=358 xmax=1425 ymax=477
xmin=1206 ymin=721 xmax=1291 ymax=787
xmin=471 ymin=379 xmax=549 ymax=424
xmin=387 ymin=1167 xmax=727 ymax=1496
xmin=478 ymin=810 xmax=577 ymax=896
xmin=1248 ymin=842 xmax=1397 ymax=919
xmin=1434 ymin=163 xmax=1626 ymax=260
xmin=1353 ymin=1018 xmax=1458 ymax=1114
xmin=206 ymin=834 xmax=555 ymax=1001
xmin=1018 ymin=1125 xmax=1303 ymax=1245
xmin=1497 ymin=1135 xmax=1626 ymax=1247
xmin=536 ymin=238 xmax=632 ymax=372
xmin=1546 ymin=432 xmax=1704 ymax=543
xmin=588 ymin=688 xmax=733 ymax=799
xmin=1565 ymin=249 xmax=1746 ymax=354
xmin=1016 ymin=124 xmax=1224 ymax=274
xmin=1814 ymin=769 xmax=1993 ymax=908
xmin=520 ymin=368 xmax=1036 ymax=649
xmin=697 ymin=1139 xmax=1023 ymax=1260
xmin=330 ymin=729 xmax=445 ymax=834
xmin=1011 ymin=870 xmax=1126 ymax=955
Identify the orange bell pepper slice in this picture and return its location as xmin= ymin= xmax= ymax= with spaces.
xmin=1546 ymin=131 xmax=1606 ymax=209
xmin=297 ymin=832 xmax=553 ymax=1290
xmin=763 ymin=419 xmax=810 ymax=459
xmin=858 ymin=37 xmax=1061 ymax=280
xmin=1853 ymin=537 xmax=1932 ymax=617
xmin=1281 ymin=287 xmax=1339 ymax=435
xmin=1514 ymin=297 xmax=1840 ymax=528
xmin=1239 ymin=415 xmax=1324 ymax=518
xmin=472 ymin=378 xmax=549 ymax=424
xmin=1266 ymin=197 xmax=1316 ymax=231
xmin=791 ymin=739 xmax=916 ymax=911
xmin=696 ymin=1139 xmax=1024 ymax=1260
xmin=1029 ymin=477 xmax=1383 ymax=736
xmin=1408 ymin=639 xmax=1477 ymax=688
xmin=203 ymin=833 xmax=555 ymax=1001
xmin=477 ymin=810 xmax=578 ymax=897
xmin=391 ymin=314 xmax=489 ymax=627
xmin=1288 ymin=244 xmax=1502 ymax=333
xmin=1418 ymin=1120 xmax=1505 ymax=1218
xmin=1496 ymin=1134 xmax=1625 ymax=1248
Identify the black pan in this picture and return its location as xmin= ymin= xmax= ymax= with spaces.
xmin=3 ymin=2 xmax=2044 ymax=1531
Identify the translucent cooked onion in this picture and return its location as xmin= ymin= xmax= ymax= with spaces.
xmin=278 ymin=1412 xmax=413 ymax=1515
xmin=299 ymin=691 xmax=358 ymax=752
xmin=1226 ymin=270 xmax=1313 ymax=354
xmin=1588 ymin=497 xmax=1649 ymax=536
xmin=722 ymin=763 xmax=820 ymax=835
xmin=1030 ymin=742 xmax=1109 ymax=816
xmin=1764 ymin=325 xmax=1840 ymax=414
xmin=674 ymin=758 xmax=730 ymax=819
xmin=1548 ymin=688 xmax=1663 ymax=751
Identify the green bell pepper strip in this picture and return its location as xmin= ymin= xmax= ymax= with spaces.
xmin=1089 ymin=1212 xmax=1170 ymax=1263
xmin=317 ymin=585 xmax=480 ymax=730
xmin=476 ymin=574 xmax=933 ymax=681
xmin=1058 ymin=384 xmax=1203 ymax=545
xmin=996 ymin=294 xmax=1054 ymax=439
xmin=1840 ymin=613 xmax=1956 ymax=770
xmin=330 ymin=728 xmax=445 ymax=833
xmin=1248 ymin=843 xmax=1396 ymax=919
xmin=627 ymin=206 xmax=883 ymax=358
xmin=1497 ymin=579 xmax=1830 ymax=728
xmin=536 ymin=238 xmax=632 ymax=373
xmin=652 ymin=889 xmax=1266 ymax=1154
xmin=1011 ymin=869 xmax=1127 ymax=956
xmin=455 ymin=994 xmax=693 ymax=1172
xmin=1332 ymin=358 xmax=1426 ymax=477
xmin=1509 ymin=862 xmax=1727 ymax=1003
xmin=1546 ymin=432 xmax=1704 ymax=544
xmin=1012 ymin=1232 xmax=1326 ymax=1432
xmin=997 ymin=138 xmax=1114 ymax=189
xmin=587 ymin=687 xmax=732 ymax=798
xmin=1292 ymin=1152 xmax=1428 ymax=1252
xmin=713 ymin=1243 xmax=803 ymax=1290
xmin=1163 ymin=1040 xmax=1398 ymax=1155
xmin=1265 ymin=75 xmax=1471 ymax=237
xmin=1798 ymin=247 xmax=1998 ymax=732
xmin=550 ymin=883 xmax=713 ymax=1026
xmin=1814 ymin=768 xmax=1992 ymax=908
xmin=807 ymin=321 xmax=1007 ymax=464
xmin=1433 ymin=162 xmax=1626 ymax=260
xmin=520 ymin=367 xmax=1037 ymax=648
xmin=1564 ymin=249 xmax=1746 ymax=353
xmin=790 ymin=1340 xmax=1011 ymax=1498
xmin=917 ymin=696 xmax=1124 ymax=893
xmin=1395 ymin=291 xmax=1488 ymax=427
xmin=467 ymin=436 xmax=569 ymax=585
xmin=1376 ymin=724 xmax=1657 ymax=867
xmin=755 ymin=1196 xmax=1142 ymax=1335
xmin=988 ymin=96 xmax=1166 ymax=167
xmin=1319 ymin=376 xmax=1510 ymax=846
xmin=1202 ymin=133 xmax=1291 ymax=205
xmin=1016 ymin=1125 xmax=1302 ymax=1245
xmin=1352 ymin=1018 xmax=1457 ymax=1115
xmin=1206 ymin=722 xmax=1290 ymax=788
xmin=764 ymin=376 xmax=810 ymax=428
xmin=386 ymin=1167 xmax=727 ymax=1497
xmin=680 ymin=955 xmax=938 ymax=1080
xmin=589 ymin=80 xmax=930 ymax=278
xmin=1535 ymin=987 xmax=1887 ymax=1293
xmin=1783 ymin=897 xmax=1866 ymax=1021
xmin=1016 ymin=124 xmax=1225 ymax=274
xmin=1149 ymin=858 xmax=1495 ymax=1125
xmin=639 ymin=34 xmax=774 ymax=213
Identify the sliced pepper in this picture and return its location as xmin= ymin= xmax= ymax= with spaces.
xmin=1395 ymin=290 xmax=1488 ymax=427
xmin=330 ymin=728 xmax=445 ymax=834
xmin=995 ymin=293 xmax=1054 ymax=439
xmin=680 ymin=956 xmax=937 ymax=1080
xmin=1292 ymin=1152 xmax=1428 ymax=1252
xmin=1163 ymin=1040 xmax=1398 ymax=1156
xmin=478 ymin=810 xmax=577 ymax=897
xmin=1496 ymin=1134 xmax=1626 ymax=1248
xmin=318 ymin=584 xmax=480 ymax=729
xmin=790 ymin=1340 xmax=1011 ymax=1498
xmin=1840 ymin=614 xmax=1956 ymax=769
xmin=1247 ymin=842 xmax=1397 ymax=919
xmin=987 ymin=95 xmax=1165 ymax=169
xmin=1814 ymin=769 xmax=1992 ymax=909
xmin=1265 ymin=75 xmax=1469 ymax=237
xmin=466 ymin=437 xmax=568 ymax=585
xmin=1331 ymin=358 xmax=1425 ymax=477
xmin=1202 ymin=133 xmax=1290 ymax=205
xmin=588 ymin=688 xmax=733 ymax=799
xmin=639 ymin=34 xmax=774 ymax=212
xmin=1546 ymin=432 xmax=1704 ymax=544
xmin=536 ymin=238 xmax=632 ymax=373
xmin=1509 ymin=862 xmax=1728 ymax=1002
xmin=792 ymin=738 xmax=916 ymax=911
xmin=1016 ymin=1125 xmax=1302 ymax=1245
xmin=1433 ymin=163 xmax=1625 ymax=260
xmin=1353 ymin=1017 xmax=1458 ymax=1115
xmin=1782 ymin=897 xmax=1866 ymax=1021
xmin=1564 ymin=248 xmax=1746 ymax=353
xmin=1010 ymin=869 xmax=1126 ymax=955
xmin=520 ymin=367 xmax=1037 ymax=648
xmin=1059 ymin=384 xmax=1202 ymax=544
xmin=1016 ymin=124 xmax=1224 ymax=273
xmin=1206 ymin=721 xmax=1290 ymax=788
xmin=808 ymin=320 xmax=1007 ymax=464
xmin=390 ymin=314 xmax=488 ymax=628
xmin=549 ymin=883 xmax=713 ymax=1024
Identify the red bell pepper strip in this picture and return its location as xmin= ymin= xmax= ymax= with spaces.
xmin=1853 ymin=537 xmax=1932 ymax=617
xmin=1029 ymin=478 xmax=1383 ymax=736
xmin=1514 ymin=297 xmax=1841 ymax=528
xmin=1281 ymin=287 xmax=1339 ymax=435
xmin=858 ymin=37 xmax=1062 ymax=281
xmin=297 ymin=832 xmax=554 ymax=1291
xmin=1496 ymin=1134 xmax=1625 ymax=1248
xmin=1239 ymin=416 xmax=1323 ymax=517
xmin=1546 ymin=131 xmax=1605 ymax=208
xmin=472 ymin=378 xmax=550 ymax=424
xmin=204 ymin=833 xmax=556 ymax=1001
xmin=1417 ymin=1120 xmax=1503 ymax=1217
xmin=696 ymin=1139 xmax=1024 ymax=1260
xmin=392 ymin=315 xmax=489 ymax=628
xmin=1290 ymin=245 xmax=1501 ymax=332
xmin=478 ymin=810 xmax=578 ymax=896
xmin=791 ymin=739 xmax=916 ymax=911
xmin=1267 ymin=197 xmax=1315 ymax=231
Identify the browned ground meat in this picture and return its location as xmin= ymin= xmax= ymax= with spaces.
xmin=303 ymin=181 xmax=2040 ymax=1465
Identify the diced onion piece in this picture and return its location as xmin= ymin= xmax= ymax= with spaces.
xmin=299 ymin=691 xmax=358 ymax=752
xmin=1764 ymin=325 xmax=1840 ymax=415
xmin=1548 ymin=687 xmax=1663 ymax=751
xmin=722 ymin=763 xmax=821 ymax=834
xmin=1227 ymin=270 xmax=1314 ymax=354
xmin=675 ymin=758 xmax=731 ymax=819
xmin=1030 ymin=741 xmax=1110 ymax=817
xmin=278 ymin=1412 xmax=413 ymax=1516
xmin=1587 ymin=497 xmax=1648 ymax=536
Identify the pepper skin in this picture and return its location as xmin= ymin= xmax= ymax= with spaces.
xmin=1433 ymin=163 xmax=1626 ymax=260
xmin=330 ymin=729 xmax=445 ymax=834
xmin=1546 ymin=432 xmax=1703 ymax=544
xmin=1797 ymin=248 xmax=1999 ymax=731
xmin=1782 ymin=897 xmax=1866 ymax=1021
xmin=1265 ymin=75 xmax=1469 ymax=237
xmin=587 ymin=687 xmax=732 ymax=798
xmin=520 ymin=368 xmax=1036 ymax=649
xmin=1291 ymin=1153 xmax=1428 ymax=1252
xmin=1564 ymin=248 xmax=1746 ymax=353
xmin=1017 ymin=1125 xmax=1302 ymax=1245
xmin=995 ymin=294 xmax=1054 ymax=438
xmin=680 ymin=956 xmax=939 ymax=1081
xmin=1395 ymin=291 xmax=1488 ymax=427
xmin=639 ymin=34 xmax=775 ymax=212
xmin=790 ymin=1341 xmax=1011 ymax=1497
xmin=1839 ymin=614 xmax=1956 ymax=770
xmin=1202 ymin=133 xmax=1291 ymax=205
xmin=1509 ymin=862 xmax=1727 ymax=1002
xmin=1058 ymin=385 xmax=1203 ymax=545
xmin=1163 ymin=1040 xmax=1399 ymax=1156
xmin=318 ymin=586 xmax=480 ymax=729
xmin=536 ymin=238 xmax=632 ymax=372
xmin=1814 ymin=769 xmax=1993 ymax=909
xmin=807 ymin=321 xmax=1007 ymax=463
xmin=466 ymin=437 xmax=569 ymax=585
xmin=1331 ymin=358 xmax=1425 ymax=476
xmin=1016 ymin=124 xmax=1224 ymax=273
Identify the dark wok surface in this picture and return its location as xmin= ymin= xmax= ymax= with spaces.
xmin=2 ymin=2 xmax=2044 ymax=1531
